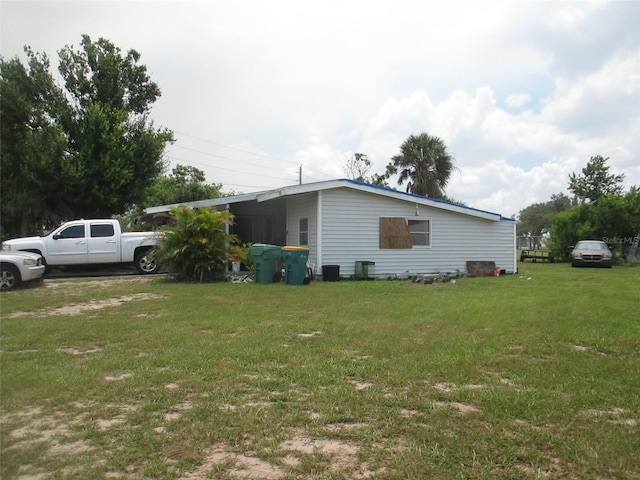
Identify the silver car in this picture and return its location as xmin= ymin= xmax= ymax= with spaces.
xmin=0 ymin=251 xmax=46 ymax=291
xmin=571 ymin=240 xmax=613 ymax=268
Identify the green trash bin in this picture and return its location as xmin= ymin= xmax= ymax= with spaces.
xmin=355 ymin=261 xmax=375 ymax=280
xmin=250 ymin=244 xmax=282 ymax=284
xmin=281 ymin=246 xmax=310 ymax=285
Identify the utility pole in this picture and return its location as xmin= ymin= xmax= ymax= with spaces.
xmin=299 ymin=165 xmax=302 ymax=185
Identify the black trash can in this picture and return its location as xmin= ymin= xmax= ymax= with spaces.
xmin=322 ymin=265 xmax=340 ymax=282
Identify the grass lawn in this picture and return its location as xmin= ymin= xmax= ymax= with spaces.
xmin=1 ymin=263 xmax=638 ymax=479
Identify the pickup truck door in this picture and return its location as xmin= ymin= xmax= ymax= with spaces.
xmin=87 ymin=222 xmax=120 ymax=264
xmin=46 ymin=223 xmax=88 ymax=265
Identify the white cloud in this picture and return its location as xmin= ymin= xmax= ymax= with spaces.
xmin=540 ymin=53 xmax=640 ymax=135
xmin=356 ymin=55 xmax=639 ymax=215
xmin=506 ymin=94 xmax=532 ymax=108
xmin=546 ymin=1 xmax=606 ymax=36
xmin=294 ymin=140 xmax=346 ymax=182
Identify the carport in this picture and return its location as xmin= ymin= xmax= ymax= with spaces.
xmin=142 ymin=193 xmax=287 ymax=246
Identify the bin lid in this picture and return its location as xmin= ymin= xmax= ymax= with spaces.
xmin=282 ymin=245 xmax=309 ymax=251
xmin=251 ymin=243 xmax=280 ymax=249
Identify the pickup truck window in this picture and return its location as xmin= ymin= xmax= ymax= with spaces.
xmin=58 ymin=225 xmax=85 ymax=239
xmin=91 ymin=223 xmax=115 ymax=238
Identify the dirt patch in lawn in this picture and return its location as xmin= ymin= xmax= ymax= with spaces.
xmin=297 ymin=330 xmax=323 ymax=338
xmin=351 ymin=381 xmax=373 ymax=391
xmin=44 ymin=275 xmax=157 ymax=289
xmin=179 ymin=427 xmax=383 ymax=480
xmin=435 ymin=401 xmax=480 ymax=415
xmin=581 ymin=407 xmax=638 ymax=426
xmin=5 ymin=293 xmax=165 ymax=318
xmin=2 ymin=407 xmax=94 ymax=477
xmin=57 ymin=346 xmax=103 ymax=355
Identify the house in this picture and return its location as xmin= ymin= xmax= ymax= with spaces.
xmin=142 ymin=179 xmax=516 ymax=278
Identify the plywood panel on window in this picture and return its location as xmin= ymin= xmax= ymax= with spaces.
xmin=379 ymin=217 xmax=412 ymax=249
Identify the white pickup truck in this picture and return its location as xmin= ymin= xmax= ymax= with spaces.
xmin=1 ymin=219 xmax=160 ymax=275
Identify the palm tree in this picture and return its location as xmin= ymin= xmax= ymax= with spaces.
xmin=390 ymin=133 xmax=456 ymax=198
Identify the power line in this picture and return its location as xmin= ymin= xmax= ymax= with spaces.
xmin=166 ymin=155 xmax=296 ymax=182
xmin=167 ymin=154 xmax=328 ymax=188
xmin=170 ymin=133 xmax=333 ymax=180
xmin=172 ymin=144 xmax=292 ymax=173
xmin=173 ymin=130 xmax=300 ymax=166
xmin=167 ymin=130 xmax=336 ymax=186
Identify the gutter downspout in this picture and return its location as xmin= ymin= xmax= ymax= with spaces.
xmin=513 ymin=220 xmax=517 ymax=274
xmin=224 ymin=203 xmax=231 ymax=273
xmin=316 ymin=191 xmax=323 ymax=277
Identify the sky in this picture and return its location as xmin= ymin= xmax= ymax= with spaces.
xmin=2 ymin=0 xmax=639 ymax=218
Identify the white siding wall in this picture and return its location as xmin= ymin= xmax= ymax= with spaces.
xmin=286 ymin=193 xmax=318 ymax=266
xmin=318 ymin=188 xmax=515 ymax=277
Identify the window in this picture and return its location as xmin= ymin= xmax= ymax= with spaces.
xmin=379 ymin=217 xmax=430 ymax=248
xmin=299 ymin=218 xmax=308 ymax=245
xmin=408 ymin=219 xmax=430 ymax=246
xmin=58 ymin=224 xmax=85 ymax=239
xmin=91 ymin=223 xmax=115 ymax=238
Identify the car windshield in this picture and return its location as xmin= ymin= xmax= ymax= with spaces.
xmin=44 ymin=223 xmax=65 ymax=237
xmin=576 ymin=241 xmax=608 ymax=250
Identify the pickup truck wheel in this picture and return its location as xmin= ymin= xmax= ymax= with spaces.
xmin=135 ymin=251 xmax=159 ymax=274
xmin=41 ymin=259 xmax=52 ymax=277
xmin=0 ymin=263 xmax=21 ymax=291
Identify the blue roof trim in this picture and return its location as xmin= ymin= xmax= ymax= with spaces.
xmin=340 ymin=178 xmax=515 ymax=222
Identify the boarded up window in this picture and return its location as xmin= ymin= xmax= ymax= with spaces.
xmin=379 ymin=217 xmax=412 ymax=249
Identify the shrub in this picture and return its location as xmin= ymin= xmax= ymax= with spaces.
xmin=230 ymin=243 xmax=253 ymax=270
xmin=152 ymin=206 xmax=237 ymax=282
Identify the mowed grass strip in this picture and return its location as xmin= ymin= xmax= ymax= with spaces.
xmin=1 ymin=264 xmax=638 ymax=479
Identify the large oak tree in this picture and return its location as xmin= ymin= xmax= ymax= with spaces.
xmin=0 ymin=49 xmax=68 ymax=236
xmin=1 ymin=35 xmax=173 ymax=237
xmin=568 ymin=155 xmax=625 ymax=204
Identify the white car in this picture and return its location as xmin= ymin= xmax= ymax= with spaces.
xmin=0 ymin=251 xmax=46 ymax=291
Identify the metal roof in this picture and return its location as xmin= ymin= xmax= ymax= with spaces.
xmin=143 ymin=179 xmax=514 ymax=222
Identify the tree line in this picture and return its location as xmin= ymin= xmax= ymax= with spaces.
xmin=518 ymin=155 xmax=639 ymax=260
xmin=0 ymin=35 xmax=175 ymax=238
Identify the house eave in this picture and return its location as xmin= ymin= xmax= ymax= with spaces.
xmin=143 ymin=178 xmax=513 ymax=223
xmin=255 ymin=179 xmax=507 ymax=222
xmin=256 ymin=180 xmax=346 ymax=203
xmin=143 ymin=192 xmax=262 ymax=215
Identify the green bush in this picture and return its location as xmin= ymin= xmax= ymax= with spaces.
xmin=152 ymin=205 xmax=237 ymax=282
